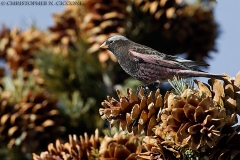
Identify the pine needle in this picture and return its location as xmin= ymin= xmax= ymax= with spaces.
xmin=168 ymin=76 xmax=194 ymax=95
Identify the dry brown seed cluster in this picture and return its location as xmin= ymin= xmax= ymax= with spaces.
xmin=156 ymin=89 xmax=233 ymax=150
xmin=33 ymin=129 xmax=100 ymax=160
xmin=0 ymin=91 xmax=65 ymax=153
xmin=204 ymin=125 xmax=240 ymax=160
xmin=163 ymin=5 xmax=217 ymax=62
xmin=221 ymin=72 xmax=240 ymax=114
xmin=81 ymin=0 xmax=129 ymax=65
xmin=47 ymin=2 xmax=83 ymax=55
xmin=135 ymin=0 xmax=182 ymax=20
xmin=33 ymin=130 xmax=141 ymax=160
xmin=0 ymin=26 xmax=12 ymax=58
xmin=99 ymin=131 xmax=142 ymax=160
xmin=194 ymin=74 xmax=240 ymax=120
xmin=0 ymin=26 xmax=45 ymax=76
xmin=137 ymin=136 xmax=180 ymax=160
xmin=100 ymin=88 xmax=163 ymax=135
xmin=135 ymin=0 xmax=217 ymax=63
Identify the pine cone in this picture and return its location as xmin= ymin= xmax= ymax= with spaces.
xmin=0 ymin=90 xmax=17 ymax=143
xmin=156 ymin=89 xmax=227 ymax=150
xmin=0 ymin=91 xmax=65 ymax=153
xmin=0 ymin=26 xmax=45 ymax=76
xmin=7 ymin=28 xmax=44 ymax=72
xmin=221 ymin=72 xmax=240 ymax=115
xmin=99 ymin=88 xmax=163 ymax=135
xmin=195 ymin=72 xmax=240 ymax=115
xmin=33 ymin=129 xmax=100 ymax=160
xmin=203 ymin=125 xmax=240 ymax=160
xmin=165 ymin=5 xmax=218 ymax=62
xmin=81 ymin=0 xmax=129 ymax=65
xmin=99 ymin=131 xmax=141 ymax=160
xmin=0 ymin=26 xmax=44 ymax=85
xmin=137 ymin=136 xmax=180 ymax=160
xmin=0 ymin=25 xmax=12 ymax=58
xmin=134 ymin=0 xmax=182 ymax=20
xmin=48 ymin=0 xmax=83 ymax=54
xmin=134 ymin=1 xmax=218 ymax=63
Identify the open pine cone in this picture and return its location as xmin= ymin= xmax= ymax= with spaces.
xmin=0 ymin=25 xmax=12 ymax=58
xmin=81 ymin=0 xmax=129 ymax=65
xmin=134 ymin=0 xmax=182 ymax=20
xmin=203 ymin=125 xmax=240 ymax=160
xmin=0 ymin=27 xmax=45 ymax=76
xmin=218 ymin=72 xmax=240 ymax=115
xmin=162 ymin=5 xmax=218 ymax=62
xmin=100 ymin=88 xmax=163 ymax=135
xmin=99 ymin=131 xmax=142 ymax=160
xmin=155 ymin=89 xmax=230 ymax=150
xmin=134 ymin=0 xmax=217 ymax=63
xmin=137 ymin=136 xmax=180 ymax=160
xmin=33 ymin=129 xmax=100 ymax=160
xmin=194 ymin=72 xmax=240 ymax=115
xmin=48 ymin=0 xmax=83 ymax=54
xmin=0 ymin=90 xmax=65 ymax=153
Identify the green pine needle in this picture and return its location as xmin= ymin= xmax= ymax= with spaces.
xmin=168 ymin=76 xmax=194 ymax=95
xmin=2 ymin=68 xmax=40 ymax=103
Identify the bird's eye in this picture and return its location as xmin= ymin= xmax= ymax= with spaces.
xmin=109 ymin=40 xmax=113 ymax=44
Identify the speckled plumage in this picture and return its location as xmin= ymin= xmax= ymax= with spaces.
xmin=100 ymin=35 xmax=224 ymax=83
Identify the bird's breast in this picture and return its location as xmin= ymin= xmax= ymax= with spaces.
xmin=118 ymin=57 xmax=139 ymax=75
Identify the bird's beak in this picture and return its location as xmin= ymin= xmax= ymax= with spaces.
xmin=100 ymin=41 xmax=108 ymax=49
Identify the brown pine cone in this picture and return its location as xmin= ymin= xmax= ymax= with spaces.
xmin=156 ymin=89 xmax=228 ymax=150
xmin=81 ymin=0 xmax=129 ymax=65
xmin=134 ymin=0 xmax=182 ymax=20
xmin=0 ymin=26 xmax=45 ymax=78
xmin=195 ymin=72 xmax=240 ymax=116
xmin=203 ymin=125 xmax=240 ymax=160
xmin=0 ymin=26 xmax=44 ymax=84
xmin=134 ymin=1 xmax=218 ymax=63
xmin=48 ymin=0 xmax=83 ymax=54
xmin=137 ymin=136 xmax=180 ymax=160
xmin=7 ymin=28 xmax=45 ymax=74
xmin=0 ymin=90 xmax=65 ymax=153
xmin=162 ymin=5 xmax=218 ymax=62
xmin=0 ymin=25 xmax=12 ymax=58
xmin=33 ymin=129 xmax=100 ymax=160
xmin=100 ymin=88 xmax=163 ymax=135
xmin=99 ymin=131 xmax=142 ymax=160
xmin=221 ymin=72 xmax=240 ymax=115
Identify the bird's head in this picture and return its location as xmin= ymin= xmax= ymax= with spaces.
xmin=100 ymin=35 xmax=129 ymax=53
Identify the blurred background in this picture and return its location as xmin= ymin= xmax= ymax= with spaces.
xmin=0 ymin=0 xmax=239 ymax=159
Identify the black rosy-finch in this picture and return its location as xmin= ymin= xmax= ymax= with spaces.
xmin=100 ymin=35 xmax=224 ymax=84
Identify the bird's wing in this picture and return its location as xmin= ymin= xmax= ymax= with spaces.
xmin=163 ymin=55 xmax=209 ymax=67
xmin=129 ymin=44 xmax=209 ymax=70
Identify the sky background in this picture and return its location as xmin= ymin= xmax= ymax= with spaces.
xmin=0 ymin=1 xmax=240 ymax=117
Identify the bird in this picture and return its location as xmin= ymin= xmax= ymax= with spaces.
xmin=100 ymin=35 xmax=224 ymax=85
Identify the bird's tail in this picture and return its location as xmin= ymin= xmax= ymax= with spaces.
xmin=178 ymin=70 xmax=225 ymax=80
